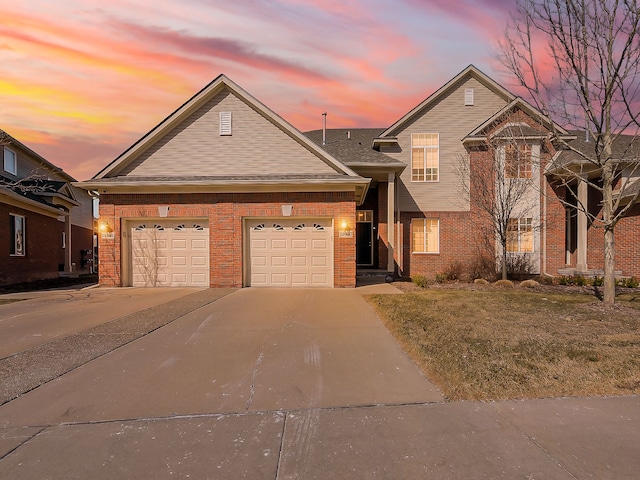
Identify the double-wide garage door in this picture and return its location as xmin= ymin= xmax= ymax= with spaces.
xmin=247 ymin=218 xmax=333 ymax=287
xmin=131 ymin=220 xmax=209 ymax=287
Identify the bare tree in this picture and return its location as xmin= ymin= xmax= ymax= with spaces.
xmin=458 ymin=126 xmax=542 ymax=280
xmin=500 ymin=0 xmax=640 ymax=304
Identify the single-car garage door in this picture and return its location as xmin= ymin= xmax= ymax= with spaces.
xmin=247 ymin=218 xmax=333 ymax=287
xmin=131 ymin=220 xmax=209 ymax=287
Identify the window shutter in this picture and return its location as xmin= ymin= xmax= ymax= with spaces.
xmin=464 ymin=88 xmax=474 ymax=106
xmin=219 ymin=111 xmax=232 ymax=135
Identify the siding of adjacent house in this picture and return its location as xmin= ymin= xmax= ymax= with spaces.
xmin=119 ymin=88 xmax=339 ymax=177
xmin=381 ymin=75 xmax=509 ymax=212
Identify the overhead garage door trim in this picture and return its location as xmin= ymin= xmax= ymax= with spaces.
xmin=245 ymin=217 xmax=334 ymax=287
xmin=125 ymin=218 xmax=210 ymax=287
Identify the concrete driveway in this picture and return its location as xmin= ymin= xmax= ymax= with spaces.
xmin=0 ymin=287 xmax=204 ymax=358
xmin=0 ymin=288 xmax=639 ymax=479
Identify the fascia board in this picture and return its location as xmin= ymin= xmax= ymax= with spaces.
xmin=1 ymin=189 xmax=70 ymax=218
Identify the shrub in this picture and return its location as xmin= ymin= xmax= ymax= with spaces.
xmin=592 ymin=276 xmax=604 ymax=287
xmin=557 ymin=276 xmax=570 ymax=285
xmin=520 ymin=279 xmax=539 ymax=288
xmin=494 ymin=279 xmax=514 ymax=288
xmin=443 ymin=261 xmax=463 ymax=281
xmin=434 ymin=272 xmax=447 ymax=284
xmin=468 ymin=254 xmax=496 ymax=282
xmin=411 ymin=274 xmax=429 ymax=288
xmin=623 ymin=277 xmax=639 ymax=288
xmin=504 ymin=254 xmax=535 ymax=281
xmin=573 ymin=275 xmax=589 ymax=286
xmin=474 ymin=278 xmax=490 ymax=285
xmin=534 ymin=275 xmax=554 ymax=285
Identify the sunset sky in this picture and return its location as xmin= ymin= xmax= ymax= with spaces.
xmin=1 ymin=0 xmax=518 ymax=180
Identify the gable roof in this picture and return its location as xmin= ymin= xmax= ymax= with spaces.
xmin=80 ymin=74 xmax=370 ymax=203
xmin=92 ymin=74 xmax=361 ymax=181
xmin=462 ymin=97 xmax=571 ymax=145
xmin=376 ymin=65 xmax=515 ymax=140
xmin=546 ymin=131 xmax=640 ymax=177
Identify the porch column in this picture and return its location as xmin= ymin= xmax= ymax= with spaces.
xmin=576 ymin=179 xmax=588 ymax=272
xmin=387 ymin=172 xmax=395 ymax=273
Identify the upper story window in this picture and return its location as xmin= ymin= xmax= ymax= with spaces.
xmin=506 ymin=217 xmax=533 ymax=253
xmin=4 ymin=147 xmax=17 ymax=175
xmin=505 ymin=143 xmax=532 ymax=178
xmin=411 ymin=133 xmax=439 ymax=182
xmin=10 ymin=214 xmax=25 ymax=256
xmin=411 ymin=218 xmax=439 ymax=254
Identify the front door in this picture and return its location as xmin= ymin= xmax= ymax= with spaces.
xmin=356 ymin=210 xmax=374 ymax=267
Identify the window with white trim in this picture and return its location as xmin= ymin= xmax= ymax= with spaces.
xmin=505 ymin=143 xmax=532 ymax=178
xmin=411 ymin=133 xmax=439 ymax=182
xmin=411 ymin=218 xmax=439 ymax=253
xmin=4 ymin=147 xmax=17 ymax=175
xmin=10 ymin=214 xmax=25 ymax=256
xmin=506 ymin=218 xmax=533 ymax=253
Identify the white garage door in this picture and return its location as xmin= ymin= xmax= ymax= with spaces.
xmin=247 ymin=218 xmax=333 ymax=287
xmin=131 ymin=220 xmax=209 ymax=287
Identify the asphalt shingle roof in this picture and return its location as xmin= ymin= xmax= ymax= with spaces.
xmin=305 ymin=129 xmax=405 ymax=167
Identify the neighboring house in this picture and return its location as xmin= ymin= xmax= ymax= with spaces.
xmin=76 ymin=65 xmax=640 ymax=288
xmin=1 ymin=129 xmax=95 ymax=285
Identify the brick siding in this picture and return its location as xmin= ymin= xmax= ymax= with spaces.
xmin=98 ymin=191 xmax=356 ymax=288
xmin=0 ymin=204 xmax=65 ymax=285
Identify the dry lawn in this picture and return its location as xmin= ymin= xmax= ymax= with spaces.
xmin=367 ymin=286 xmax=640 ymax=401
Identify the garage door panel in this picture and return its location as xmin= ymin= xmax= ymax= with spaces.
xmin=291 ymin=273 xmax=308 ymax=285
xmin=270 ymin=273 xmax=287 ymax=285
xmin=252 ymin=256 xmax=267 ymax=267
xmin=172 ymin=256 xmax=187 ymax=267
xmin=291 ymin=256 xmax=307 ymax=267
xmin=191 ymin=239 xmax=208 ymax=249
xmin=311 ymin=256 xmax=327 ymax=267
xmin=171 ymin=239 xmax=187 ymax=249
xmin=252 ymin=239 xmax=267 ymax=249
xmin=311 ymin=273 xmax=328 ymax=285
xmin=132 ymin=220 xmax=209 ymax=287
xmin=271 ymin=239 xmax=287 ymax=249
xmin=247 ymin=218 xmax=333 ymax=287
xmin=291 ymin=239 xmax=307 ymax=249
xmin=312 ymin=239 xmax=328 ymax=249
xmin=271 ymin=256 xmax=287 ymax=267
xmin=191 ymin=256 xmax=207 ymax=266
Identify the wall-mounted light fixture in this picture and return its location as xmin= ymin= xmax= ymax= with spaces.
xmin=338 ymin=218 xmax=354 ymax=238
xmin=282 ymin=204 xmax=293 ymax=216
xmin=99 ymin=221 xmax=112 ymax=233
xmin=158 ymin=206 xmax=170 ymax=217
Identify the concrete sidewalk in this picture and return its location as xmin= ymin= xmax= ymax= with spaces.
xmin=0 ymin=288 xmax=638 ymax=479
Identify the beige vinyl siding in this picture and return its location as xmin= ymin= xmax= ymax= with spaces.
xmin=69 ymin=187 xmax=94 ymax=229
xmin=120 ymin=89 xmax=338 ymax=177
xmin=382 ymin=75 xmax=509 ymax=212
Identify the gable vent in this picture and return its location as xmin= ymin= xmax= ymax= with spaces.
xmin=464 ymin=88 xmax=474 ymax=106
xmin=219 ymin=111 xmax=232 ymax=135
